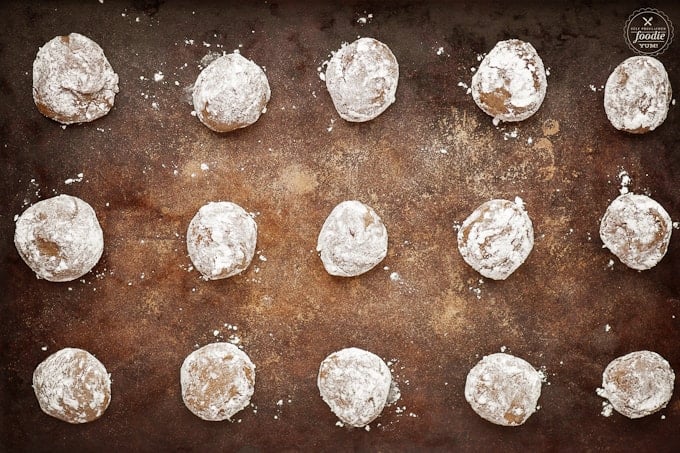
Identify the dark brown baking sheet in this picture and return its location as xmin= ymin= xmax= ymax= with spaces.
xmin=1 ymin=0 xmax=679 ymax=451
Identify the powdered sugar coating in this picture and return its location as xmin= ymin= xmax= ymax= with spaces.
xmin=599 ymin=351 xmax=674 ymax=419
xmin=32 ymin=33 xmax=119 ymax=124
xmin=317 ymin=347 xmax=392 ymax=427
xmin=471 ymin=39 xmax=547 ymax=122
xmin=325 ymin=37 xmax=399 ymax=122
xmin=192 ymin=53 xmax=271 ymax=132
xmin=181 ymin=343 xmax=255 ymax=421
xmin=186 ymin=201 xmax=257 ymax=280
xmin=465 ymin=353 xmax=542 ymax=426
xmin=316 ymin=200 xmax=388 ymax=277
xmin=457 ymin=199 xmax=534 ymax=280
xmin=14 ymin=194 xmax=104 ymax=282
xmin=604 ymin=56 xmax=672 ymax=133
xmin=33 ymin=348 xmax=111 ymax=424
xmin=599 ymin=193 xmax=672 ymax=270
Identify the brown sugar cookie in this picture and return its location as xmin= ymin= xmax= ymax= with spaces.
xmin=32 ymin=33 xmax=119 ymax=124
xmin=599 ymin=193 xmax=672 ymax=270
xmin=33 ymin=348 xmax=111 ymax=424
xmin=180 ymin=343 xmax=256 ymax=421
xmin=186 ymin=201 xmax=258 ymax=280
xmin=464 ymin=353 xmax=542 ymax=426
xmin=192 ymin=53 xmax=271 ymax=132
xmin=604 ymin=56 xmax=672 ymax=133
xmin=317 ymin=347 xmax=392 ymax=427
xmin=457 ymin=198 xmax=534 ymax=280
xmin=325 ymin=37 xmax=399 ymax=122
xmin=598 ymin=351 xmax=674 ymax=419
xmin=316 ymin=200 xmax=388 ymax=277
xmin=14 ymin=194 xmax=104 ymax=282
xmin=471 ymin=39 xmax=547 ymax=123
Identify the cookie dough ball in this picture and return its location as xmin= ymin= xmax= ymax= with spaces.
xmin=604 ymin=56 xmax=672 ymax=133
xmin=465 ymin=353 xmax=542 ymax=426
xmin=471 ymin=39 xmax=547 ymax=123
xmin=14 ymin=194 xmax=104 ymax=282
xmin=599 ymin=193 xmax=672 ymax=270
xmin=318 ymin=347 xmax=392 ymax=427
xmin=316 ymin=200 xmax=388 ymax=277
xmin=186 ymin=201 xmax=257 ymax=280
xmin=33 ymin=33 xmax=119 ymax=124
xmin=325 ymin=37 xmax=399 ymax=122
xmin=599 ymin=351 xmax=674 ymax=419
xmin=180 ymin=342 xmax=256 ymax=421
xmin=192 ymin=53 xmax=271 ymax=132
xmin=33 ymin=348 xmax=111 ymax=424
xmin=457 ymin=199 xmax=534 ymax=280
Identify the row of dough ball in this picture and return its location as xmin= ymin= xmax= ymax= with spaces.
xmin=13 ymin=192 xmax=674 ymax=283
xmin=33 ymin=345 xmax=675 ymax=427
xmin=33 ymin=33 xmax=673 ymax=133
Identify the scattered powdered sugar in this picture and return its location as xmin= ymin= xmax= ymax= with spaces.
xmin=153 ymin=71 xmax=164 ymax=82
xmin=617 ymin=169 xmax=631 ymax=194
xmin=356 ymin=12 xmax=373 ymax=24
xmin=457 ymin=81 xmax=472 ymax=95
xmin=64 ymin=172 xmax=84 ymax=185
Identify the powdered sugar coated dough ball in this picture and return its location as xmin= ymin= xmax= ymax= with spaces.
xmin=33 ymin=348 xmax=111 ymax=424
xmin=599 ymin=193 xmax=672 ymax=270
xmin=186 ymin=202 xmax=257 ymax=280
xmin=471 ymin=39 xmax=547 ymax=122
xmin=465 ymin=353 xmax=542 ymax=426
xmin=317 ymin=347 xmax=392 ymax=427
xmin=192 ymin=53 xmax=271 ymax=132
xmin=599 ymin=351 xmax=674 ymax=419
xmin=316 ymin=200 xmax=388 ymax=277
xmin=14 ymin=194 xmax=104 ymax=282
xmin=604 ymin=56 xmax=672 ymax=133
xmin=325 ymin=37 xmax=399 ymax=122
xmin=33 ymin=33 xmax=119 ymax=124
xmin=457 ymin=198 xmax=534 ymax=280
xmin=181 ymin=343 xmax=255 ymax=421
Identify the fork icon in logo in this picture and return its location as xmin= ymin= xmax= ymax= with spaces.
xmin=643 ymin=17 xmax=653 ymax=26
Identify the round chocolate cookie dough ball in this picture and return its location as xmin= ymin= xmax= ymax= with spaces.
xmin=14 ymin=194 xmax=104 ymax=282
xmin=325 ymin=37 xmax=399 ymax=122
xmin=599 ymin=351 xmax=674 ymax=419
xmin=192 ymin=53 xmax=271 ymax=132
xmin=464 ymin=353 xmax=542 ymax=426
xmin=599 ymin=193 xmax=672 ymax=270
xmin=33 ymin=33 xmax=119 ymax=124
xmin=317 ymin=347 xmax=392 ymax=427
xmin=316 ymin=200 xmax=388 ymax=277
xmin=457 ymin=198 xmax=534 ymax=280
xmin=33 ymin=348 xmax=111 ymax=424
xmin=181 ymin=343 xmax=256 ymax=421
xmin=471 ymin=39 xmax=547 ymax=123
xmin=186 ymin=201 xmax=258 ymax=280
xmin=604 ymin=56 xmax=672 ymax=133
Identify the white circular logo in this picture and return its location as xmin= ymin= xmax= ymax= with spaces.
xmin=624 ymin=8 xmax=674 ymax=56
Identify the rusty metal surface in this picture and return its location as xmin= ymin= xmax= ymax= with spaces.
xmin=1 ymin=0 xmax=679 ymax=451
